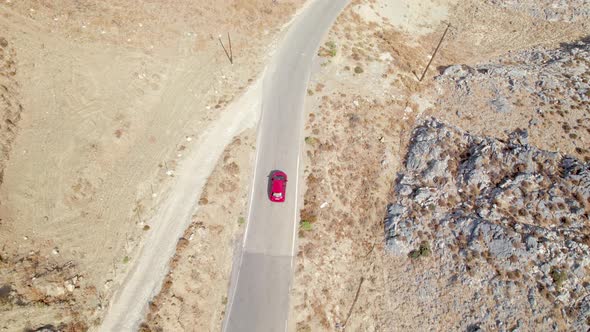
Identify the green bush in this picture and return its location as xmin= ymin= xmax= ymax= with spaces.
xmin=325 ymin=41 xmax=337 ymax=57
xmin=550 ymin=268 xmax=567 ymax=290
xmin=409 ymin=241 xmax=431 ymax=259
xmin=300 ymin=220 xmax=313 ymax=231
xmin=305 ymin=136 xmax=317 ymax=145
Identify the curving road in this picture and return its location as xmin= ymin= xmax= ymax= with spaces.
xmin=223 ymin=0 xmax=350 ymax=331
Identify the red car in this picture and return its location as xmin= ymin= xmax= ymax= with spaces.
xmin=269 ymin=170 xmax=288 ymax=202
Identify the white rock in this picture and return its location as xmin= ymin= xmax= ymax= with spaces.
xmin=104 ymin=280 xmax=113 ymax=290
xmin=379 ymin=52 xmax=393 ymax=62
xmin=64 ymin=281 xmax=75 ymax=292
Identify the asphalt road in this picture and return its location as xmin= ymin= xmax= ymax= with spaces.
xmin=223 ymin=0 xmax=350 ymax=331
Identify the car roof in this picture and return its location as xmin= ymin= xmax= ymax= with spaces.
xmin=272 ymin=175 xmax=285 ymax=192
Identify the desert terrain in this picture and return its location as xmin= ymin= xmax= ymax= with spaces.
xmin=2 ymin=0 xmax=590 ymax=331
xmin=290 ymin=0 xmax=590 ymax=331
xmin=0 ymin=0 xmax=303 ymax=330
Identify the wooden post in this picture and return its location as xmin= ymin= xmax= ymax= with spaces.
xmin=219 ymin=33 xmax=233 ymax=64
xmin=228 ymin=32 xmax=233 ymax=63
xmin=419 ymin=23 xmax=451 ymax=82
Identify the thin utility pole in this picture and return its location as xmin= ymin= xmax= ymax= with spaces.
xmin=227 ymin=32 xmax=233 ymax=63
xmin=419 ymin=23 xmax=451 ymax=82
xmin=219 ymin=33 xmax=233 ymax=64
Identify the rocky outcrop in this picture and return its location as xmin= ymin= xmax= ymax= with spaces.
xmin=486 ymin=0 xmax=590 ymax=23
xmin=385 ymin=118 xmax=590 ymax=330
xmin=0 ymin=36 xmax=22 ymax=188
xmin=437 ymin=39 xmax=590 ymax=116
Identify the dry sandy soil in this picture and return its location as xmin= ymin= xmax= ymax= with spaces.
xmin=289 ymin=0 xmax=590 ymax=331
xmin=139 ymin=130 xmax=254 ymax=332
xmin=0 ymin=1 xmax=303 ymax=331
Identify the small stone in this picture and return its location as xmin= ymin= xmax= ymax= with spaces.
xmin=442 ymin=64 xmax=473 ymax=80
xmin=398 ymin=184 xmax=413 ymax=196
xmin=490 ymin=96 xmax=511 ymax=113
xmin=525 ymin=236 xmax=538 ymax=251
xmin=64 ymin=281 xmax=75 ymax=292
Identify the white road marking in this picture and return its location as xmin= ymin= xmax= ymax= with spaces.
xmin=291 ymin=150 xmax=301 ymax=269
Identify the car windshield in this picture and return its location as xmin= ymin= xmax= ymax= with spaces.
xmin=273 ymin=192 xmax=283 ymax=198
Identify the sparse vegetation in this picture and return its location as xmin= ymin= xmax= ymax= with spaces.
xmin=325 ymin=41 xmax=337 ymax=57
xmin=550 ymin=268 xmax=567 ymax=291
xmin=300 ymin=220 xmax=313 ymax=231
xmin=318 ymin=41 xmax=337 ymax=58
xmin=408 ymin=241 xmax=431 ymax=259
xmin=122 ymin=256 xmax=130 ymax=264
xmin=0 ymin=284 xmax=12 ymax=306
xmin=354 ymin=66 xmax=364 ymax=74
